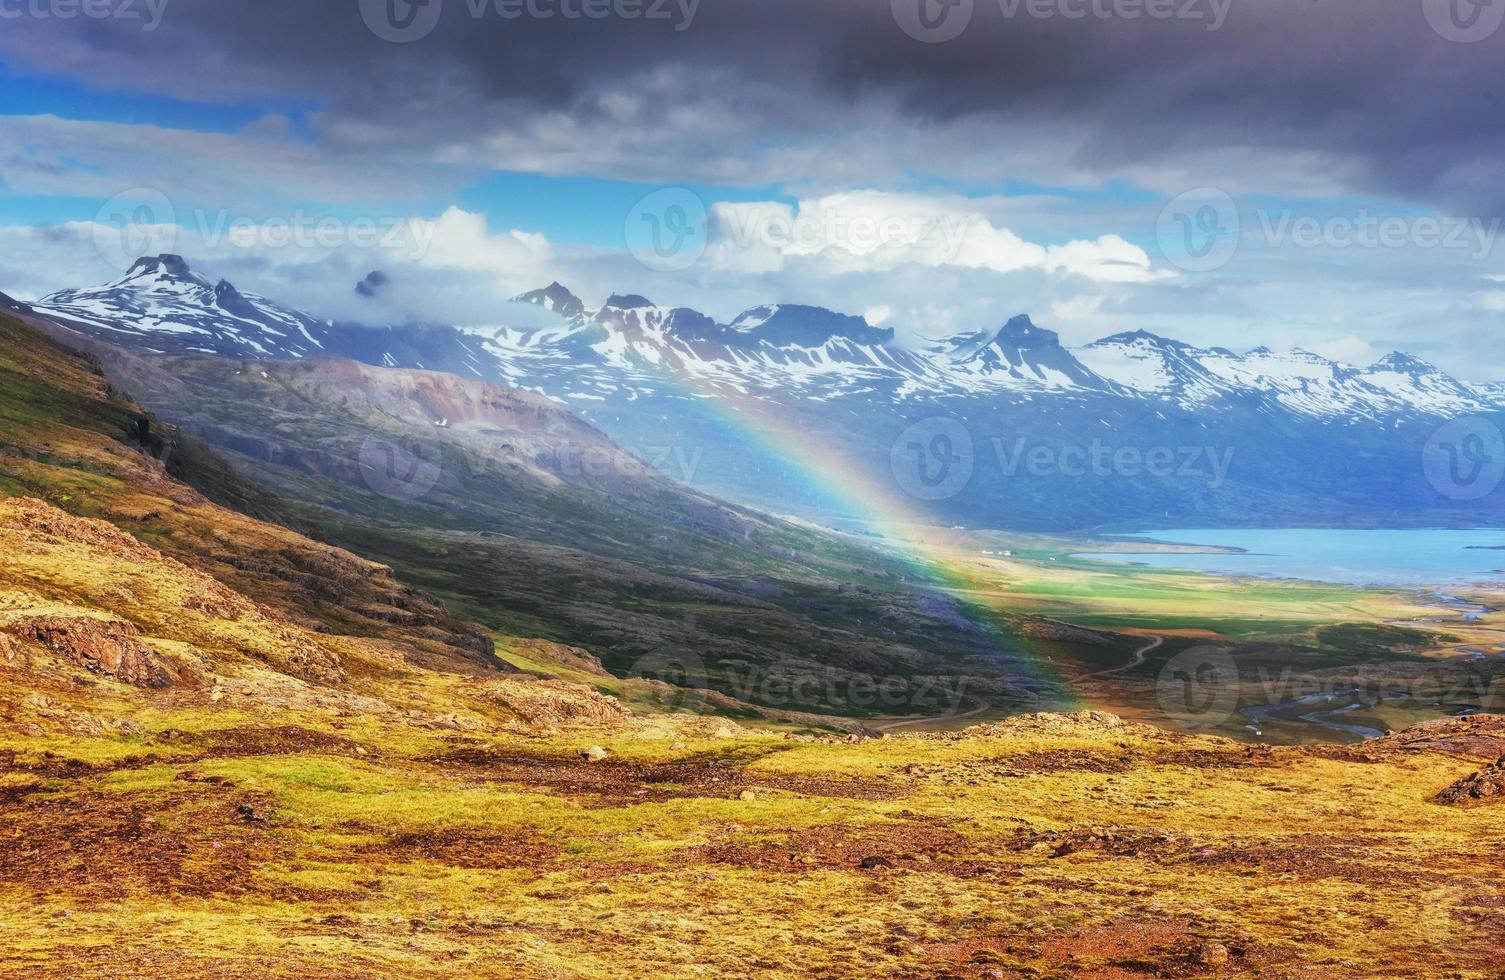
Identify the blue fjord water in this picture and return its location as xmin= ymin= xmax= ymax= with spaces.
xmin=1077 ymin=528 xmax=1505 ymax=588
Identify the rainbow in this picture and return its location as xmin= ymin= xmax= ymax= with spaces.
xmin=614 ymin=347 xmax=1083 ymax=719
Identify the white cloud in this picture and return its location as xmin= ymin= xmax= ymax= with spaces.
xmin=706 ymin=191 xmax=1172 ymax=284
xmin=0 ymin=206 xmax=554 ymax=328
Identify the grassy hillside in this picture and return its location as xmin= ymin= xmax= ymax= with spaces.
xmin=56 ymin=341 xmax=1096 ymax=718
xmin=3 ymin=307 xmax=1505 ymax=978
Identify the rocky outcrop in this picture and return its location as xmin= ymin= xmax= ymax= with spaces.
xmin=4 ymin=614 xmax=171 ymax=688
xmin=1437 ymin=756 xmax=1505 ymax=805
xmin=507 ymin=638 xmax=613 ymax=677
xmin=473 ymin=677 xmax=628 ymax=728
xmin=0 ymin=497 xmax=345 ymax=686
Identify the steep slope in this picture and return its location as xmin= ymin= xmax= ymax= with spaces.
xmin=0 ymin=306 xmax=504 ymax=675
xmin=21 ymin=318 xmax=1073 ymax=718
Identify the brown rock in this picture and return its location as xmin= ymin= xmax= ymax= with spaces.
xmin=6 ymin=615 xmax=171 ymax=688
xmin=1438 ymin=755 xmax=1505 ymax=805
xmin=236 ymin=802 xmax=271 ymax=823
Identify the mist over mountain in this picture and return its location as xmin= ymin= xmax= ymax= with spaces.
xmin=27 ymin=256 xmax=1505 ymax=531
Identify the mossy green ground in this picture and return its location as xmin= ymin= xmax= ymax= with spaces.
xmin=2 ymin=687 xmax=1503 ymax=979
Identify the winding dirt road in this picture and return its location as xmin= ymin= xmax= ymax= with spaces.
xmin=1080 ymin=635 xmax=1164 ymax=680
xmin=873 ymin=697 xmax=994 ymax=733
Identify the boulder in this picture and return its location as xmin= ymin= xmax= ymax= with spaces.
xmin=1437 ymin=756 xmax=1505 ymax=805
xmin=5 ymin=615 xmax=171 ymax=688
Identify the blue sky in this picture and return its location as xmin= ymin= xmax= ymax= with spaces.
xmin=2 ymin=0 xmax=1504 ymax=377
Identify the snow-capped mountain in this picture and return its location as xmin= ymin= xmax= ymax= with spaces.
xmin=1076 ymin=330 xmax=1496 ymax=421
xmin=942 ymin=315 xmax=1117 ymax=392
xmin=26 ymin=258 xmax=1505 ymax=530
xmin=514 ymin=281 xmax=585 ymax=319
xmin=479 ymin=282 xmax=1505 ymax=419
xmin=39 ymin=257 xmax=1502 ymax=422
xmin=34 ymin=256 xmax=507 ymax=379
xmin=35 ymin=255 xmax=334 ymax=359
xmin=464 ymin=290 xmax=940 ymax=405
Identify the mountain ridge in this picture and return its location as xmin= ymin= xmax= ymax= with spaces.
xmin=36 ymin=256 xmax=1504 ymax=419
xmin=28 ymin=256 xmax=1505 ymax=530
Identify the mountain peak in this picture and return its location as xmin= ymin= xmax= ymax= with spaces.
xmin=992 ymin=314 xmax=1061 ymax=350
xmin=355 ymin=270 xmax=390 ymax=299
xmin=513 ymin=282 xmax=585 ymax=318
xmin=958 ymin=314 xmax=1109 ymax=390
xmin=728 ymin=304 xmax=894 ymax=347
xmin=604 ymin=293 xmax=656 ymax=310
xmin=1371 ymin=351 xmax=1436 ymax=375
xmin=1090 ymin=329 xmax=1190 ymax=350
xmin=126 ymin=254 xmax=195 ymax=279
xmin=661 ymin=307 xmax=725 ymax=343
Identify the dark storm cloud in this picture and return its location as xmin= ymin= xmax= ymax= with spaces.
xmin=3 ymin=0 xmax=1502 ymax=210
